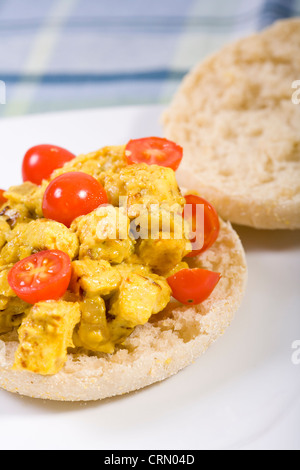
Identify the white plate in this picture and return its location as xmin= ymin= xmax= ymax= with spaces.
xmin=0 ymin=105 xmax=299 ymax=451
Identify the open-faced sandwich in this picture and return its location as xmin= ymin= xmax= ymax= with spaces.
xmin=0 ymin=138 xmax=247 ymax=401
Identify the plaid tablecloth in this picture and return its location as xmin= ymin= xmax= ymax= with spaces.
xmin=0 ymin=0 xmax=299 ymax=117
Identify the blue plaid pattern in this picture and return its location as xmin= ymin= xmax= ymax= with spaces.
xmin=0 ymin=0 xmax=299 ymax=117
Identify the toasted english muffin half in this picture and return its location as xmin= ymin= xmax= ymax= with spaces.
xmin=0 ymin=218 xmax=247 ymax=401
xmin=163 ymin=19 xmax=300 ymax=230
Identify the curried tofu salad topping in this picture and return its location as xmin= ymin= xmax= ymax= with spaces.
xmin=0 ymin=138 xmax=221 ymax=375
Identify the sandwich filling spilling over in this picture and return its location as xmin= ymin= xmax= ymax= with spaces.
xmin=0 ymin=138 xmax=221 ymax=376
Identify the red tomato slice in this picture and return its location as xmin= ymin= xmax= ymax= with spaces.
xmin=0 ymin=189 xmax=7 ymax=205
xmin=8 ymin=250 xmax=72 ymax=305
xmin=42 ymin=171 xmax=108 ymax=227
xmin=22 ymin=144 xmax=76 ymax=185
xmin=125 ymin=137 xmax=183 ymax=171
xmin=183 ymin=194 xmax=220 ymax=257
xmin=167 ymin=268 xmax=221 ymax=306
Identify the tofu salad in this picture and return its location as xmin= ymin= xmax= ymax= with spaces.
xmin=0 ymin=138 xmax=221 ymax=375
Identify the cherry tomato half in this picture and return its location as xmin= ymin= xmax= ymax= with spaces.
xmin=8 ymin=250 xmax=72 ymax=305
xmin=42 ymin=172 xmax=108 ymax=227
xmin=0 ymin=189 xmax=7 ymax=205
xmin=22 ymin=144 xmax=76 ymax=185
xmin=167 ymin=268 xmax=221 ymax=306
xmin=125 ymin=137 xmax=183 ymax=171
xmin=183 ymin=194 xmax=220 ymax=257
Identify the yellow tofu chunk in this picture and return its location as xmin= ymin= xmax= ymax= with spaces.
xmin=0 ymin=312 xmax=25 ymax=334
xmin=137 ymin=237 xmax=190 ymax=275
xmin=114 ymin=261 xmax=153 ymax=278
xmin=0 ymin=202 xmax=31 ymax=228
xmin=114 ymin=263 xmax=172 ymax=313
xmin=71 ymin=259 xmax=121 ymax=297
xmin=0 ymin=219 xmax=79 ymax=266
xmin=14 ymin=300 xmax=81 ymax=375
xmin=108 ymin=272 xmax=171 ymax=344
xmin=73 ymin=297 xmax=115 ymax=354
xmin=71 ymin=205 xmax=134 ymax=264
xmin=4 ymin=182 xmax=44 ymax=219
xmin=0 ymin=265 xmax=15 ymax=306
xmin=104 ymin=163 xmax=185 ymax=217
xmin=162 ymin=261 xmax=190 ymax=279
xmin=0 ymin=265 xmax=30 ymax=327
xmin=0 ymin=218 xmax=11 ymax=250
xmin=51 ymin=145 xmax=127 ymax=185
xmin=0 ymin=264 xmax=16 ymax=298
xmin=133 ymin=207 xmax=192 ymax=274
